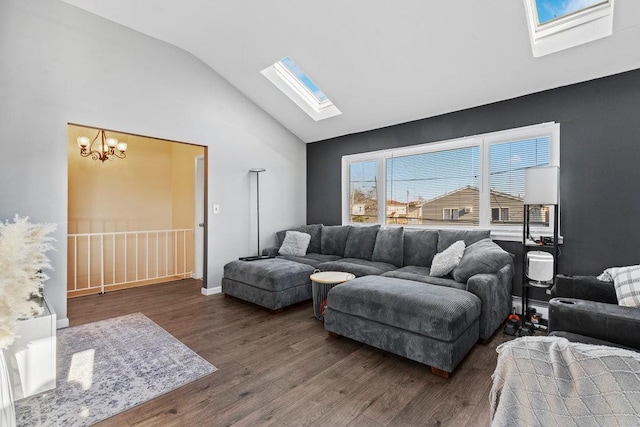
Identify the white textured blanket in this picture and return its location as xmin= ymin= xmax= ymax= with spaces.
xmin=490 ymin=336 xmax=640 ymax=427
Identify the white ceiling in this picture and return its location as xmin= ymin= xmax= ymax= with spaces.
xmin=60 ymin=0 xmax=640 ymax=143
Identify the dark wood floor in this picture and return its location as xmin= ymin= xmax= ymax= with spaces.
xmin=67 ymin=279 xmax=512 ymax=427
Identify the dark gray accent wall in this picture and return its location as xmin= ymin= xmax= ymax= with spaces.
xmin=308 ymin=68 xmax=640 ymax=298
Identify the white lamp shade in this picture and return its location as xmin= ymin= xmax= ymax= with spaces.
xmin=116 ymin=142 xmax=127 ymax=152
xmin=524 ymin=166 xmax=559 ymax=205
xmin=77 ymin=136 xmax=90 ymax=148
xmin=106 ymin=137 xmax=118 ymax=148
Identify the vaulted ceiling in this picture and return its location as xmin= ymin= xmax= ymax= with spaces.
xmin=60 ymin=0 xmax=640 ymax=143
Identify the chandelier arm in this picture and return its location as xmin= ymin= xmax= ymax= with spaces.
xmin=111 ymin=151 xmax=126 ymax=160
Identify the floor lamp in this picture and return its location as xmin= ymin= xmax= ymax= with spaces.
xmin=249 ymin=168 xmax=266 ymax=257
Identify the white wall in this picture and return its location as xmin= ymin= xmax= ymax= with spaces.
xmin=0 ymin=0 xmax=307 ymax=326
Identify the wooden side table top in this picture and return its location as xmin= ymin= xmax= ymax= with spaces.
xmin=310 ymin=271 xmax=355 ymax=284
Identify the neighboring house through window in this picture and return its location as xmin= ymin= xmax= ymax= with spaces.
xmin=342 ymin=122 xmax=560 ymax=240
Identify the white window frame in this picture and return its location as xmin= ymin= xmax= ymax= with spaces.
xmin=523 ymin=0 xmax=614 ymax=57
xmin=342 ymin=122 xmax=560 ymax=242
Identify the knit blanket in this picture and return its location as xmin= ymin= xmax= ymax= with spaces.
xmin=490 ymin=336 xmax=640 ymax=426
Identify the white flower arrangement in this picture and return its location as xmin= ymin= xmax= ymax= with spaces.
xmin=0 ymin=215 xmax=56 ymax=350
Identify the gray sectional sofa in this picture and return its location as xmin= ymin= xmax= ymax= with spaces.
xmin=222 ymin=224 xmax=514 ymax=376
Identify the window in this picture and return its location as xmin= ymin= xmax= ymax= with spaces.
xmin=348 ymin=160 xmax=378 ymax=223
xmin=342 ymin=122 xmax=560 ymax=240
xmin=386 ymin=146 xmax=479 ymax=225
xmin=489 ymin=135 xmax=550 ymax=226
xmin=492 ymin=208 xmax=511 ymax=222
xmin=443 ymin=208 xmax=462 ymax=222
xmin=523 ymin=0 xmax=614 ymax=57
xmin=261 ymin=57 xmax=341 ymax=121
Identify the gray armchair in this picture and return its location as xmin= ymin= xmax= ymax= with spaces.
xmin=548 ymin=274 xmax=640 ymax=350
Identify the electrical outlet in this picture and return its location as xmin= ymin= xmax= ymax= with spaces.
xmin=213 ymin=204 xmax=220 ymax=214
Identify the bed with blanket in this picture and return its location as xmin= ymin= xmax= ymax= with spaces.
xmin=490 ymin=336 xmax=640 ymax=426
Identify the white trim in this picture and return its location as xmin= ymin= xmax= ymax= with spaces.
xmin=523 ymin=0 xmax=614 ymax=57
xmin=201 ymin=286 xmax=221 ymax=296
xmin=56 ymin=317 xmax=69 ymax=329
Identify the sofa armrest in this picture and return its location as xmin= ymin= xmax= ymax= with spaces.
xmin=551 ymin=274 xmax=617 ymax=304
xmin=548 ymin=297 xmax=640 ymax=350
xmin=466 ymin=263 xmax=513 ymax=340
xmin=262 ymin=247 xmax=279 ymax=257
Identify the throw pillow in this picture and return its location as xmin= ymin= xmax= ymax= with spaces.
xmin=602 ymin=265 xmax=640 ymax=307
xmin=278 ymin=231 xmax=311 ymax=257
xmin=275 ymin=224 xmax=323 ymax=254
xmin=437 ymin=229 xmax=490 ymax=253
xmin=430 ymin=240 xmax=466 ymax=277
xmin=372 ymin=227 xmax=404 ymax=267
xmin=452 ymin=238 xmax=513 ymax=283
xmin=343 ymin=225 xmax=381 ymax=260
xmin=321 ymin=225 xmax=352 ymax=257
xmin=403 ymin=229 xmax=439 ymax=267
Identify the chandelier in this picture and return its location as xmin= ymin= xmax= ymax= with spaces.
xmin=77 ymin=129 xmax=127 ymax=162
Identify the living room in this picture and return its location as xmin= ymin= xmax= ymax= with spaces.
xmin=2 ymin=0 xmax=640 ymax=425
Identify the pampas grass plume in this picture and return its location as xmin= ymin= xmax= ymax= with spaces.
xmin=0 ymin=215 xmax=56 ymax=349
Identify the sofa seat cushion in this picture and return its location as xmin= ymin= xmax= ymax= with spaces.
xmin=327 ymin=275 xmax=481 ymax=342
xmin=223 ymin=258 xmax=315 ymax=292
xmin=316 ymin=258 xmax=398 ymax=277
xmin=277 ymin=253 xmax=341 ymax=267
xmin=381 ymin=266 xmax=466 ymax=291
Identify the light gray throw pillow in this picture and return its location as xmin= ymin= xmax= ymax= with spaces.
xmin=278 ymin=231 xmax=311 ymax=256
xmin=430 ymin=240 xmax=465 ymax=277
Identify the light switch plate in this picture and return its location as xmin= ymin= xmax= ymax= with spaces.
xmin=213 ymin=204 xmax=220 ymax=214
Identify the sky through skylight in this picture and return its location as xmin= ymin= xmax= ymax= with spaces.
xmin=534 ymin=0 xmax=607 ymax=24
xmin=280 ymin=57 xmax=327 ymax=102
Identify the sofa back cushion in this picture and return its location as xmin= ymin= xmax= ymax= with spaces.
xmin=371 ymin=227 xmax=404 ymax=267
xmin=437 ymin=229 xmax=490 ymax=253
xmin=321 ymin=225 xmax=352 ymax=257
xmin=344 ymin=225 xmax=380 ymax=260
xmin=403 ymin=229 xmax=439 ymax=267
xmin=452 ymin=238 xmax=513 ymax=283
xmin=276 ymin=224 xmax=323 ymax=254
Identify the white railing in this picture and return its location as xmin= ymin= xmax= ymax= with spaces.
xmin=68 ymin=228 xmax=193 ymax=296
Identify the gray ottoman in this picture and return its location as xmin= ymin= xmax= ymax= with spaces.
xmin=324 ymin=275 xmax=481 ymax=377
xmin=222 ymin=258 xmax=315 ymax=312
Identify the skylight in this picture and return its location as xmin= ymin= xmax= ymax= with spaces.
xmin=534 ymin=0 xmax=607 ymax=25
xmin=523 ymin=0 xmax=614 ymax=57
xmin=261 ymin=57 xmax=341 ymax=121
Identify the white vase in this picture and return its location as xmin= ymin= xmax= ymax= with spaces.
xmin=0 ymin=351 xmax=16 ymax=427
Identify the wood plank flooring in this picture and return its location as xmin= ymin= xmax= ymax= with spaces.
xmin=66 ymin=279 xmax=512 ymax=427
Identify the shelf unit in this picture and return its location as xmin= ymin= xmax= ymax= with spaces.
xmin=521 ymin=203 xmax=559 ymax=319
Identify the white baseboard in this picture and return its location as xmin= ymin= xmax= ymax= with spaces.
xmin=511 ymin=296 xmax=549 ymax=319
xmin=56 ymin=317 xmax=69 ymax=329
xmin=201 ymin=286 xmax=221 ymax=296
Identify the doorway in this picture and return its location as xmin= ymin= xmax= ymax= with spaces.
xmin=67 ymin=123 xmax=207 ymax=297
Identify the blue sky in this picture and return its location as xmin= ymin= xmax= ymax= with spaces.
xmin=535 ymin=0 xmax=605 ymax=24
xmin=350 ymin=138 xmax=550 ymax=202
xmin=280 ymin=57 xmax=327 ymax=101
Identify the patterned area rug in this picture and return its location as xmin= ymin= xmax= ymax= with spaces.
xmin=15 ymin=313 xmax=217 ymax=426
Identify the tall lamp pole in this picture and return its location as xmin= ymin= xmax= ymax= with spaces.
xmin=250 ymin=168 xmax=266 ymax=256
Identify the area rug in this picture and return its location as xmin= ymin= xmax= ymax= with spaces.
xmin=15 ymin=313 xmax=217 ymax=426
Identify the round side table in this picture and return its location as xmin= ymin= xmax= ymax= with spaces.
xmin=310 ymin=271 xmax=355 ymax=321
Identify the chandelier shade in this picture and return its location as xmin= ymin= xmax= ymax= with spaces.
xmin=77 ymin=130 xmax=127 ymax=162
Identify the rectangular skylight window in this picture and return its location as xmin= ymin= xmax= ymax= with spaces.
xmin=261 ymin=57 xmax=341 ymax=121
xmin=280 ymin=57 xmax=328 ymax=102
xmin=523 ymin=0 xmax=613 ymax=57
xmin=534 ymin=0 xmax=608 ymax=25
